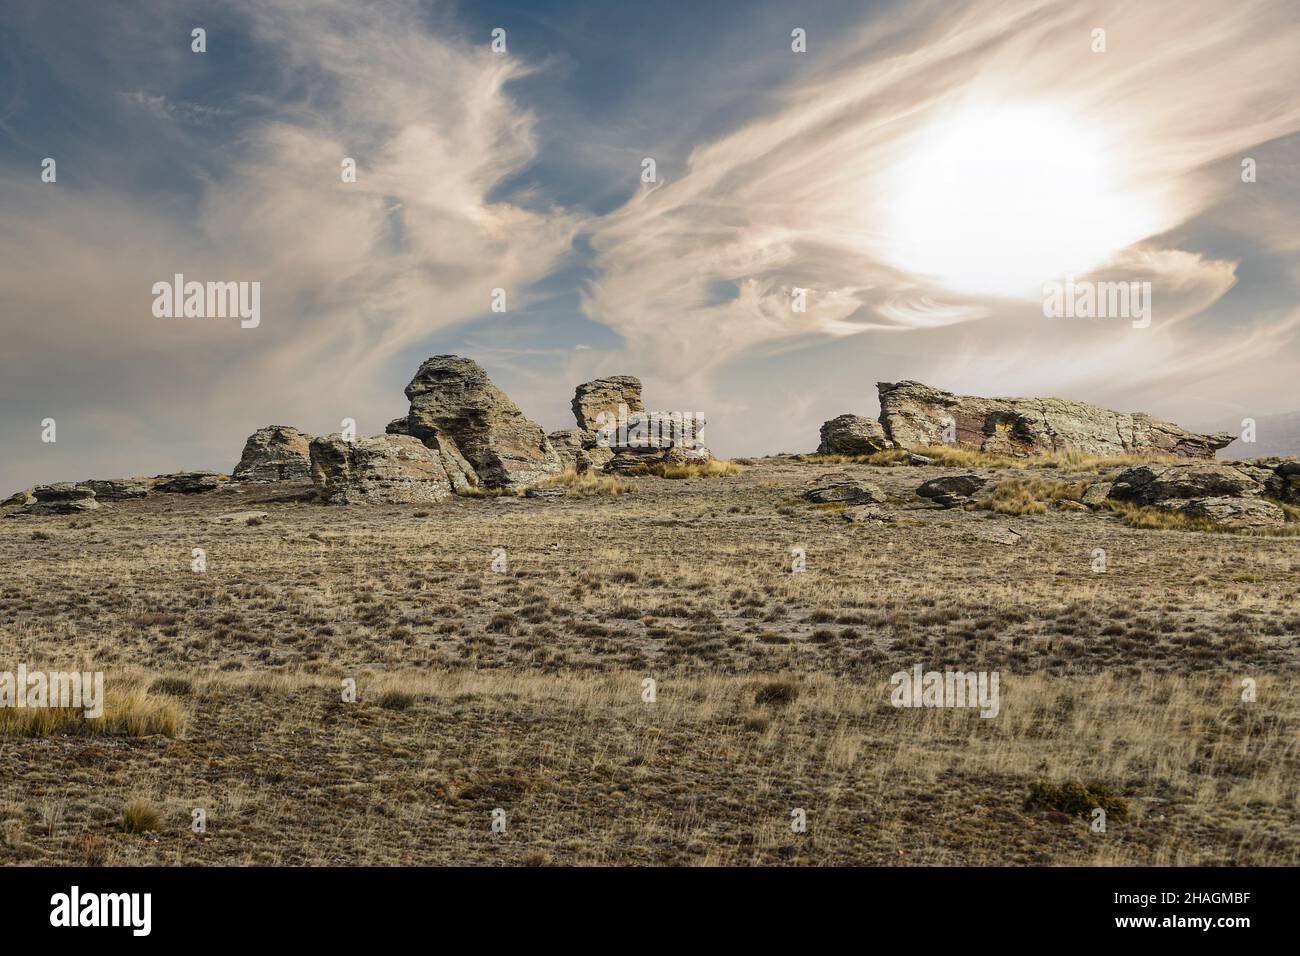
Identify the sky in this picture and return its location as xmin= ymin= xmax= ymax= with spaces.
xmin=2 ymin=0 xmax=1299 ymax=491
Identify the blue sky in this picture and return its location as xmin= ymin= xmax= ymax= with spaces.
xmin=2 ymin=0 xmax=1299 ymax=489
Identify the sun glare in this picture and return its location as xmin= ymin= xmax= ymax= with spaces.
xmin=884 ymin=104 xmax=1158 ymax=299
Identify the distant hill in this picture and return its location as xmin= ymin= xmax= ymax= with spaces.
xmin=1213 ymin=411 xmax=1300 ymax=460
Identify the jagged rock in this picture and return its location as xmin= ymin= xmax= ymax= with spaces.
xmin=817 ymin=414 xmax=891 ymax=456
xmin=26 ymin=483 xmax=99 ymax=514
xmin=1106 ymin=463 xmax=1261 ymax=506
xmin=547 ymin=428 xmax=592 ymax=473
xmin=916 ymin=474 xmax=987 ymax=507
xmin=1174 ymin=497 xmax=1285 ymax=528
xmin=404 ymin=356 xmax=562 ymax=491
xmin=878 ymin=381 xmax=1234 ymax=458
xmin=572 ymin=376 xmax=644 ymax=434
xmin=805 ymin=475 xmax=887 ymax=505
xmin=1081 ymin=482 xmax=1112 ymax=506
xmin=1233 ymin=457 xmax=1300 ymax=505
xmin=2 ymin=490 xmax=33 ymax=507
xmin=232 ymin=426 xmax=312 ymax=481
xmin=385 ymin=417 xmax=410 ymax=436
xmin=153 ymin=472 xmax=224 ymax=494
xmin=309 ymin=434 xmax=471 ymax=504
xmin=82 ymin=478 xmax=149 ymax=500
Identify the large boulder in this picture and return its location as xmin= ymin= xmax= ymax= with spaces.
xmin=27 ymin=483 xmax=98 ymax=514
xmin=804 ymin=474 xmax=887 ymax=505
xmin=404 ymin=356 xmax=562 ymax=491
xmin=1106 ymin=463 xmax=1261 ymax=507
xmin=572 ymin=376 xmax=644 ymax=434
xmin=877 ymin=381 xmax=1234 ymax=458
xmin=917 ymin=474 xmax=987 ymax=507
xmin=232 ymin=425 xmax=312 ymax=481
xmin=1176 ymin=497 xmax=1286 ymax=528
xmin=309 ymin=433 xmax=475 ymax=504
xmin=817 ymin=414 xmax=891 ymax=456
xmin=1232 ymin=457 xmax=1300 ymax=505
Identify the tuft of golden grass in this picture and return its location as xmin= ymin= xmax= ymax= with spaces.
xmin=974 ymin=478 xmax=1088 ymax=515
xmin=121 ymin=798 xmax=164 ymax=834
xmin=530 ymin=468 xmax=636 ymax=496
xmin=626 ymin=459 xmax=743 ymax=479
xmin=0 ymin=685 xmax=185 ymax=738
xmin=1101 ymin=500 xmax=1300 ymax=536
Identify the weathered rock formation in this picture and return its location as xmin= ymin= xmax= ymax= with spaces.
xmin=1105 ymin=461 xmax=1290 ymax=527
xmin=546 ymin=428 xmax=593 ymax=473
xmin=82 ymin=478 xmax=149 ymax=500
xmin=309 ymin=433 xmax=476 ymax=504
xmin=153 ymin=472 xmax=224 ymax=494
xmin=27 ymin=483 xmax=98 ymax=514
xmin=804 ymin=474 xmax=887 ymax=505
xmin=816 ymin=415 xmax=891 ymax=456
xmin=404 ymin=356 xmax=562 ymax=491
xmin=233 ymin=426 xmax=313 ymax=481
xmin=567 ymin=375 xmax=710 ymax=472
xmin=877 ymin=381 xmax=1234 ymax=459
xmin=572 ymin=376 xmax=644 ymax=434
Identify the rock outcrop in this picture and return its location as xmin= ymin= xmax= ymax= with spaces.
xmin=82 ymin=478 xmax=149 ymax=500
xmin=404 ymin=356 xmax=562 ymax=491
xmin=1106 ymin=461 xmax=1292 ymax=528
xmin=567 ymin=376 xmax=711 ymax=472
xmin=233 ymin=426 xmax=313 ymax=481
xmin=1106 ymin=462 xmax=1259 ymax=506
xmin=877 ymin=381 xmax=1234 ymax=459
xmin=153 ymin=472 xmax=224 ymax=494
xmin=817 ymin=415 xmax=891 ymax=456
xmin=27 ymin=483 xmax=98 ymax=514
xmin=309 ymin=433 xmax=475 ymax=504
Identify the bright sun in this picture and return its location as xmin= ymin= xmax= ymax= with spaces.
xmin=884 ymin=104 xmax=1156 ymax=299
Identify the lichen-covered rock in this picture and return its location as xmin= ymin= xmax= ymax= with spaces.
xmin=404 ymin=356 xmax=562 ymax=491
xmin=817 ymin=414 xmax=891 ymax=456
xmin=572 ymin=376 xmax=645 ymax=434
xmin=309 ymin=434 xmax=472 ymax=504
xmin=232 ymin=426 xmax=312 ymax=481
xmin=1233 ymin=457 xmax=1300 ymax=505
xmin=81 ymin=478 xmax=149 ymax=500
xmin=1106 ymin=463 xmax=1261 ymax=506
xmin=1173 ymin=496 xmax=1285 ymax=528
xmin=878 ymin=381 xmax=1234 ymax=458
xmin=385 ymin=417 xmax=410 ymax=436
